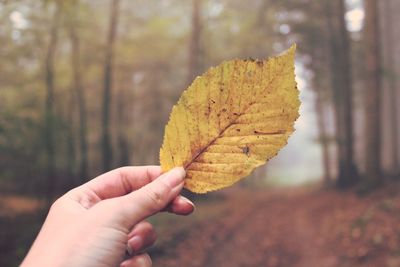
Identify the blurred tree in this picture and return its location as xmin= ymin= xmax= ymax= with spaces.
xmin=102 ymin=0 xmax=120 ymax=171
xmin=116 ymin=81 xmax=130 ymax=167
xmin=44 ymin=0 xmax=62 ymax=200
xmin=187 ymin=0 xmax=203 ymax=86
xmin=307 ymin=1 xmax=334 ymax=186
xmin=68 ymin=0 xmax=89 ymax=181
xmin=283 ymin=0 xmax=334 ymax=185
xmin=65 ymin=83 xmax=77 ymax=180
xmin=314 ymin=77 xmax=333 ymax=186
xmin=326 ymin=0 xmax=359 ymax=188
xmin=382 ymin=0 xmax=399 ymax=173
xmin=364 ymin=0 xmax=382 ymax=186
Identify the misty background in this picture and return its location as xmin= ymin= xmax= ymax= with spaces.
xmin=1 ymin=0 xmax=400 ymax=266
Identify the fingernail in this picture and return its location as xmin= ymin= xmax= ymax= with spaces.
xmin=128 ymin=236 xmax=143 ymax=252
xmin=179 ymin=196 xmax=194 ymax=207
xmin=126 ymin=245 xmax=133 ymax=256
xmin=161 ymin=167 xmax=186 ymax=188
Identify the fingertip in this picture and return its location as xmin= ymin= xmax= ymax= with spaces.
xmin=177 ymin=195 xmax=195 ymax=208
xmin=127 ymin=221 xmax=157 ymax=253
xmin=159 ymin=167 xmax=186 ymax=188
xmin=173 ymin=167 xmax=186 ymax=178
xmin=128 ymin=236 xmax=143 ymax=252
xmin=121 ymin=253 xmax=152 ymax=267
xmin=169 ymin=195 xmax=195 ymax=215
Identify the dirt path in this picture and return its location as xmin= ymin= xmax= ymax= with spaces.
xmin=198 ymin=189 xmax=338 ymax=267
xmin=152 ymin=186 xmax=400 ymax=267
xmin=1 ymin=186 xmax=399 ymax=267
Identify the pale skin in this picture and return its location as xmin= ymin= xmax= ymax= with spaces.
xmin=21 ymin=166 xmax=194 ymax=267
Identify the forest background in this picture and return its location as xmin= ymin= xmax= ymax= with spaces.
xmin=1 ymin=1 xmax=400 ymax=266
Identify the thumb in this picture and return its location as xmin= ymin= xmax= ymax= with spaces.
xmin=115 ymin=167 xmax=186 ymax=228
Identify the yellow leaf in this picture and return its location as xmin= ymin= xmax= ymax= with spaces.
xmin=160 ymin=45 xmax=300 ymax=193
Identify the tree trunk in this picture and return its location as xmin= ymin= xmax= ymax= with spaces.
xmin=69 ymin=23 xmax=89 ymax=182
xmin=102 ymin=0 xmax=120 ymax=171
xmin=314 ymin=78 xmax=332 ymax=186
xmin=66 ymin=89 xmax=76 ymax=181
xmin=326 ymin=0 xmax=359 ymax=188
xmin=364 ymin=0 xmax=382 ymax=186
xmin=383 ymin=0 xmax=399 ymax=173
xmin=117 ymin=86 xmax=130 ymax=166
xmin=186 ymin=0 xmax=202 ymax=86
xmin=44 ymin=1 xmax=61 ymax=202
xmin=336 ymin=0 xmax=359 ymax=187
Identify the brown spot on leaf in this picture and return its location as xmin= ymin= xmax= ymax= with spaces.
xmin=241 ymin=146 xmax=250 ymax=156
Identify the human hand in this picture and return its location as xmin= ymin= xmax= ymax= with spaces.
xmin=21 ymin=166 xmax=194 ymax=267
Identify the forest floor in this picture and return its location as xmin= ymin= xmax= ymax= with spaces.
xmin=1 ymin=183 xmax=400 ymax=267
xmin=150 ymin=184 xmax=400 ymax=267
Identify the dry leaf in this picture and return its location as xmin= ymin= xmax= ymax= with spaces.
xmin=160 ymin=45 xmax=300 ymax=193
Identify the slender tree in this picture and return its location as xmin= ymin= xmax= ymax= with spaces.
xmin=383 ymin=0 xmax=399 ymax=172
xmin=65 ymin=87 xmax=77 ymax=180
xmin=364 ymin=0 xmax=382 ymax=186
xmin=44 ymin=0 xmax=62 ymax=201
xmin=326 ymin=0 xmax=359 ymax=188
xmin=186 ymin=0 xmax=202 ymax=86
xmin=102 ymin=0 xmax=120 ymax=171
xmin=69 ymin=15 xmax=89 ymax=181
xmin=117 ymin=84 xmax=130 ymax=166
xmin=314 ymin=78 xmax=332 ymax=185
xmin=312 ymin=1 xmax=334 ymax=186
